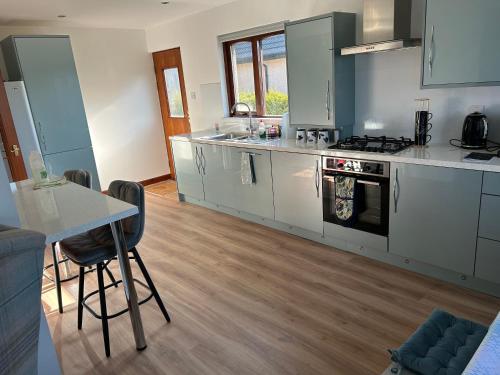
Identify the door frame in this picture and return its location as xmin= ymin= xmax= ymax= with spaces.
xmin=0 ymin=70 xmax=28 ymax=181
xmin=153 ymin=47 xmax=191 ymax=180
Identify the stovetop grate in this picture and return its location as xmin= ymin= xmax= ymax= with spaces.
xmin=328 ymin=136 xmax=414 ymax=154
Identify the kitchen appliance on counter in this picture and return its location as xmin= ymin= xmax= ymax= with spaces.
xmin=329 ymin=136 xmax=413 ymax=154
xmin=461 ymin=112 xmax=488 ymax=149
xmin=323 ymin=157 xmax=390 ymax=236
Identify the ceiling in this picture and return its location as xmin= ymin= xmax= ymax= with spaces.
xmin=0 ymin=0 xmax=237 ymax=30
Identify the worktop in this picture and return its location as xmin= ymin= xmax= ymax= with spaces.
xmin=172 ymin=130 xmax=500 ymax=173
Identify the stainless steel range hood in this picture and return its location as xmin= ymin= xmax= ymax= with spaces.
xmin=341 ymin=0 xmax=421 ymax=56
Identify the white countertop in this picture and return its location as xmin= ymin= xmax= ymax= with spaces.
xmin=172 ymin=131 xmax=500 ymax=173
xmin=12 ymin=180 xmax=138 ymax=244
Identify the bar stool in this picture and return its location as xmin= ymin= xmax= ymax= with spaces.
xmin=59 ymin=180 xmax=171 ymax=357
xmin=44 ymin=169 xmax=111 ymax=314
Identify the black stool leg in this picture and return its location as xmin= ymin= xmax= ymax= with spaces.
xmin=103 ymin=261 xmax=118 ymax=287
xmin=97 ymin=263 xmax=111 ymax=357
xmin=131 ymin=248 xmax=171 ymax=322
xmin=77 ymin=267 xmax=85 ymax=330
xmin=51 ymin=243 xmax=64 ymax=313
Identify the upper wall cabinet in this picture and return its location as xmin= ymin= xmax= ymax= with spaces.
xmin=285 ymin=13 xmax=356 ymax=136
xmin=422 ymin=0 xmax=500 ymax=87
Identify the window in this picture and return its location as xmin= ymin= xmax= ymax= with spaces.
xmin=223 ymin=31 xmax=288 ymax=117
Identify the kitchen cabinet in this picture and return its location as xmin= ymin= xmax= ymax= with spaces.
xmin=389 ymin=163 xmax=482 ymax=275
xmin=272 ymin=151 xmax=322 ymax=234
xmin=285 ymin=13 xmax=355 ymax=135
xmin=171 ymin=140 xmax=204 ymax=200
xmin=475 ymin=238 xmax=500 ymax=284
xmin=2 ymin=36 xmax=92 ymax=154
xmin=200 ymin=144 xmax=274 ymax=219
xmin=422 ymin=0 xmax=500 ymax=87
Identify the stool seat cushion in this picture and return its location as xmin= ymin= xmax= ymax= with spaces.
xmin=60 ymin=226 xmax=116 ymax=266
xmin=391 ymin=309 xmax=487 ymax=375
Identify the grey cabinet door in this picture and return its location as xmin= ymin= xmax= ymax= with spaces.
xmin=272 ymin=151 xmax=322 ymax=234
xmin=171 ymin=140 xmax=204 ymax=200
xmin=200 ymin=143 xmax=233 ymax=207
xmin=228 ymin=147 xmax=274 ymax=219
xmin=202 ymin=145 xmax=274 ymax=219
xmin=422 ymin=0 xmax=500 ymax=87
xmin=13 ymin=37 xmax=92 ymax=155
xmin=286 ymin=16 xmax=333 ymax=126
xmin=389 ymin=163 xmax=482 ymax=274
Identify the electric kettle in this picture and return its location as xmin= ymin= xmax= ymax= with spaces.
xmin=461 ymin=112 xmax=488 ymax=149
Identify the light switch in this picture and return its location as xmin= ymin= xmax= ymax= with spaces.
xmin=190 ymin=91 xmax=197 ymax=100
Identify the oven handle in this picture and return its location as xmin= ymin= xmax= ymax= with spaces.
xmin=357 ymin=180 xmax=380 ymax=186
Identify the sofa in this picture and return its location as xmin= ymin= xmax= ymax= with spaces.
xmin=0 ymin=225 xmax=46 ymax=375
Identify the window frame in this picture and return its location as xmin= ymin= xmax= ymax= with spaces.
xmin=223 ymin=30 xmax=286 ymax=118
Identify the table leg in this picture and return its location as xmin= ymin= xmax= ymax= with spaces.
xmin=110 ymin=220 xmax=147 ymax=350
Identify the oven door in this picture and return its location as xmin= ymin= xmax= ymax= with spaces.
xmin=322 ymin=171 xmax=389 ymax=236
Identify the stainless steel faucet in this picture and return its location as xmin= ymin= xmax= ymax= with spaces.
xmin=230 ymin=102 xmax=255 ymax=138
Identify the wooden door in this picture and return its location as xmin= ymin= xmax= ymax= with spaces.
xmin=153 ymin=48 xmax=191 ymax=179
xmin=0 ymin=70 xmax=28 ymax=181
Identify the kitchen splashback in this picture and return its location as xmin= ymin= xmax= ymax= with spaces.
xmin=354 ymin=47 xmax=500 ymax=144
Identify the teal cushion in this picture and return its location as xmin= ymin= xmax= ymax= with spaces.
xmin=391 ymin=310 xmax=487 ymax=375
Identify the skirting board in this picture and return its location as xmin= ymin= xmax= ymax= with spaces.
xmin=180 ymin=194 xmax=500 ymax=298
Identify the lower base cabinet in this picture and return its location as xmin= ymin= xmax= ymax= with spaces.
xmin=202 ymin=144 xmax=274 ymax=219
xmin=389 ymin=163 xmax=482 ymax=275
xmin=171 ymin=140 xmax=204 ymax=200
xmin=475 ymin=238 xmax=500 ymax=284
xmin=272 ymin=151 xmax=323 ymax=234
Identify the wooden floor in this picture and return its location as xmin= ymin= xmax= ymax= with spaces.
xmin=42 ymin=189 xmax=500 ymax=375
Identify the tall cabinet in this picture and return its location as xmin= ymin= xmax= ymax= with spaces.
xmin=422 ymin=0 xmax=500 ymax=87
xmin=1 ymin=36 xmax=100 ymax=190
xmin=285 ymin=13 xmax=355 ymax=136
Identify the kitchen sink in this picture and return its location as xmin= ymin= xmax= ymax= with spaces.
xmin=196 ymin=132 xmax=273 ymax=145
xmin=197 ymin=132 xmax=248 ymax=141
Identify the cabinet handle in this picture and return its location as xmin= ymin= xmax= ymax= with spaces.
xmin=428 ymin=25 xmax=435 ymax=77
xmin=326 ymin=80 xmax=331 ymax=121
xmin=200 ymin=147 xmax=207 ymax=175
xmin=194 ymin=146 xmax=201 ymax=174
xmin=315 ymin=160 xmax=320 ymax=198
xmin=393 ymin=168 xmax=400 ymax=213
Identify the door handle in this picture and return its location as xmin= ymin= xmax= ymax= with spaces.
xmin=393 ymin=168 xmax=400 ymax=213
xmin=326 ymin=80 xmax=331 ymax=121
xmin=200 ymin=147 xmax=206 ymax=175
xmin=10 ymin=144 xmax=20 ymax=156
xmin=428 ymin=25 xmax=435 ymax=77
xmin=194 ymin=146 xmax=201 ymax=174
xmin=315 ymin=160 xmax=320 ymax=198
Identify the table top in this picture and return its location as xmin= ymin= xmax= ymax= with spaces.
xmin=12 ymin=179 xmax=138 ymax=244
xmin=463 ymin=312 xmax=500 ymax=375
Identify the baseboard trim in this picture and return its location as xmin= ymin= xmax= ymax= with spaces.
xmin=101 ymin=174 xmax=171 ymax=193
xmin=139 ymin=174 xmax=172 ymax=187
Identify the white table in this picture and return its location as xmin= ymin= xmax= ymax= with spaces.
xmin=12 ymin=179 xmax=147 ymax=350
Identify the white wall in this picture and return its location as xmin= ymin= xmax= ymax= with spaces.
xmin=355 ymin=46 xmax=500 ymax=143
xmin=146 ymin=0 xmax=363 ymax=132
xmin=0 ymin=26 xmax=168 ymax=188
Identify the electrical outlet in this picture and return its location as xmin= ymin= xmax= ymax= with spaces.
xmin=469 ymin=104 xmax=485 ymax=113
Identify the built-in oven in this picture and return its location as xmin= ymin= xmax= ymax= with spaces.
xmin=322 ymin=157 xmax=390 ymax=236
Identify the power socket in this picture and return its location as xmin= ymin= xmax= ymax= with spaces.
xmin=469 ymin=104 xmax=485 ymax=114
